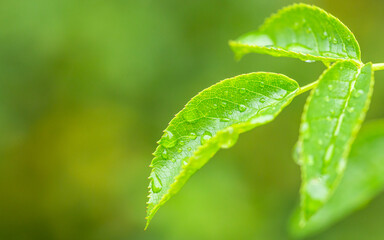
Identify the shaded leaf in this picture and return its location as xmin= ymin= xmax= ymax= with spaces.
xmin=230 ymin=4 xmax=361 ymax=64
xmin=297 ymin=61 xmax=374 ymax=223
xmin=291 ymin=120 xmax=384 ymax=238
xmin=146 ymin=72 xmax=300 ymax=228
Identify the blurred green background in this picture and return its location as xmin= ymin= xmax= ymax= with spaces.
xmin=1 ymin=0 xmax=384 ymax=239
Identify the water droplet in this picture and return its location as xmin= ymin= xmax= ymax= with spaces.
xmin=259 ymin=98 xmax=266 ymax=103
xmin=239 ymin=104 xmax=247 ymax=112
xmin=170 ymin=158 xmax=176 ymax=163
xmin=221 ymin=101 xmax=227 ymax=108
xmin=306 ymin=27 xmax=312 ymax=34
xmin=330 ymin=109 xmax=335 ymax=115
xmin=151 ymin=173 xmax=162 ymax=193
xmin=326 ymin=116 xmax=332 ymax=121
xmin=161 ymin=149 xmax=168 ymax=159
xmin=302 ymin=122 xmax=309 ymax=132
xmin=183 ymin=110 xmax=198 ymax=123
xmin=213 ymin=103 xmax=218 ymax=109
xmin=189 ymin=132 xmax=197 ymax=140
xmin=160 ymin=130 xmax=176 ymax=148
xmin=354 ymin=89 xmax=364 ymax=98
xmin=325 ymin=144 xmax=334 ymax=163
xmin=201 ymin=131 xmax=212 ymax=145
xmin=337 ymin=158 xmax=346 ymax=173
xmin=347 ymin=107 xmax=355 ymax=113
xmin=179 ymin=140 xmax=185 ymax=146
xmin=220 ymin=118 xmax=231 ymax=122
xmin=324 ymin=96 xmax=330 ymax=102
xmin=177 ymin=148 xmax=182 ymax=153
xmin=321 ymin=31 xmax=328 ymax=39
xmin=332 ymin=37 xmax=338 ymax=44
xmin=183 ymin=157 xmax=189 ymax=166
xmin=187 ymin=147 xmax=192 ymax=151
xmin=220 ymin=127 xmax=239 ymax=149
xmin=314 ymin=89 xmax=320 ymax=96
xmin=305 ymin=60 xmax=315 ymax=63
xmin=318 ymin=139 xmax=323 ymax=145
xmin=259 ymin=82 xmax=265 ymax=88
xmin=328 ymin=84 xmax=334 ymax=90
xmin=239 ymin=88 xmax=246 ymax=94
xmin=224 ymin=90 xmax=229 ymax=96
xmin=306 ymin=177 xmax=328 ymax=201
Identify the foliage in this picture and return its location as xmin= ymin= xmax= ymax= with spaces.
xmin=146 ymin=3 xmax=384 ymax=236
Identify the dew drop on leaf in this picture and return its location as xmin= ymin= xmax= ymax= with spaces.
xmin=354 ymin=89 xmax=364 ymax=98
xmin=324 ymin=144 xmax=335 ymax=163
xmin=221 ymin=101 xmax=227 ymax=108
xmin=238 ymin=104 xmax=247 ymax=112
xmin=179 ymin=140 xmax=185 ymax=146
xmin=151 ymin=173 xmax=163 ymax=193
xmin=212 ymin=103 xmax=218 ymax=109
xmin=183 ymin=110 xmax=198 ymax=123
xmin=160 ymin=130 xmax=176 ymax=148
xmin=328 ymin=84 xmax=334 ymax=90
xmin=259 ymin=98 xmax=266 ymax=103
xmin=189 ymin=132 xmax=197 ymax=140
xmin=201 ymin=131 xmax=212 ymax=145
xmin=324 ymin=96 xmax=330 ymax=102
xmin=306 ymin=177 xmax=328 ymax=201
xmin=239 ymin=88 xmax=246 ymax=94
xmin=161 ymin=149 xmax=168 ymax=159
xmin=347 ymin=107 xmax=355 ymax=113
xmin=220 ymin=118 xmax=230 ymax=122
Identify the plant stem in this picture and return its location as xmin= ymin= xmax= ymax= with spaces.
xmin=373 ymin=63 xmax=384 ymax=71
xmin=298 ymin=80 xmax=319 ymax=95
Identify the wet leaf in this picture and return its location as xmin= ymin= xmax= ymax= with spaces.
xmin=146 ymin=72 xmax=300 ymax=228
xmin=230 ymin=4 xmax=361 ymax=64
xmin=297 ymin=61 xmax=374 ymax=223
xmin=291 ymin=120 xmax=384 ymax=238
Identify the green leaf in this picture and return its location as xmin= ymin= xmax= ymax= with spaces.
xmin=229 ymin=4 xmax=361 ymax=64
xmin=146 ymin=72 xmax=300 ymax=228
xmin=291 ymin=120 xmax=384 ymax=238
xmin=297 ymin=61 xmax=374 ymax=223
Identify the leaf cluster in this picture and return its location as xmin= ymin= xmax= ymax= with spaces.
xmin=145 ymin=3 xmax=384 ymax=237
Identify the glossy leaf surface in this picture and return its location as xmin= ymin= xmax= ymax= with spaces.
xmin=230 ymin=4 xmax=361 ymax=64
xmin=291 ymin=120 xmax=384 ymax=238
xmin=146 ymin=72 xmax=300 ymax=228
xmin=297 ymin=61 xmax=374 ymax=222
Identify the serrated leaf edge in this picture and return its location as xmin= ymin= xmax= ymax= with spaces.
xmin=145 ymin=72 xmax=302 ymax=229
xmin=230 ymin=3 xmax=362 ymax=65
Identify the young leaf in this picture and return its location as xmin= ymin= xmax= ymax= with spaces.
xmin=146 ymin=72 xmax=300 ymax=228
xmin=297 ymin=61 xmax=374 ymax=223
xmin=229 ymin=4 xmax=361 ymax=64
xmin=291 ymin=120 xmax=384 ymax=238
